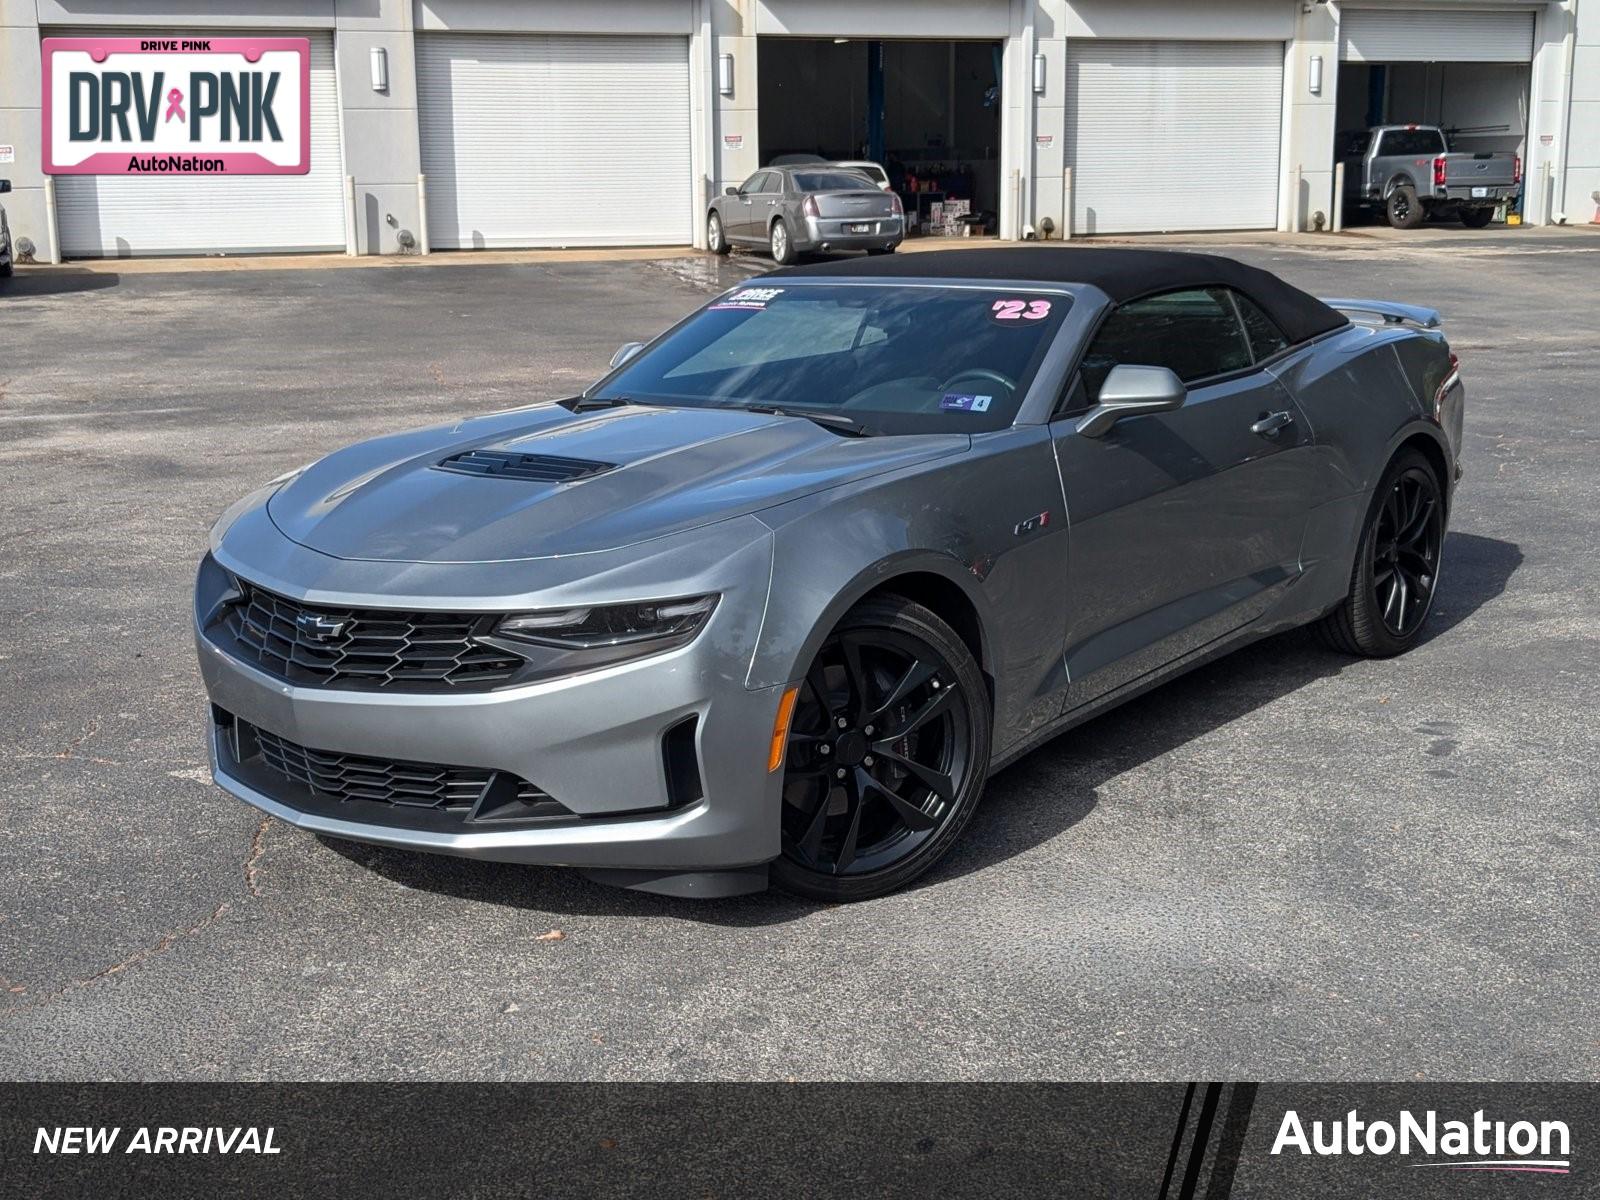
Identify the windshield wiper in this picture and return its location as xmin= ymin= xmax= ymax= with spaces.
xmin=734 ymin=404 xmax=875 ymax=437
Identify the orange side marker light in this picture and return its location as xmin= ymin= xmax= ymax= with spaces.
xmin=768 ymin=686 xmax=801 ymax=773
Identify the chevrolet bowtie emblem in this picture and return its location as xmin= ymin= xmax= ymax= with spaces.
xmin=295 ymin=612 xmax=348 ymax=641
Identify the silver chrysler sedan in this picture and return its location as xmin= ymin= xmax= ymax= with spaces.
xmin=706 ymin=164 xmax=904 ymax=263
xmin=195 ymin=248 xmax=1463 ymax=902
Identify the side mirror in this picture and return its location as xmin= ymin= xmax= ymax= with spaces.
xmin=1075 ymin=365 xmax=1186 ymax=438
xmin=723 ymin=186 xmax=739 ymax=196
xmin=609 ymin=342 xmax=645 ymax=370
xmin=0 ymin=180 xmax=11 ymax=195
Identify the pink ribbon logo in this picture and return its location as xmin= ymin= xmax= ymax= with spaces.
xmin=164 ymin=88 xmax=185 ymax=123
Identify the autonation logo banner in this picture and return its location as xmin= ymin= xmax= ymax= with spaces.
xmin=1272 ymin=1107 xmax=1572 ymax=1175
xmin=42 ymin=37 xmax=309 ymax=175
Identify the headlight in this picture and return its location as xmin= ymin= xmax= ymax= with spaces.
xmin=496 ymin=595 xmax=717 ymax=650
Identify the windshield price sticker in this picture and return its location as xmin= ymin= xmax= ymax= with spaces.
xmin=710 ymin=286 xmax=783 ymax=312
xmin=990 ymin=298 xmax=1052 ymax=323
xmin=941 ymin=393 xmax=993 ymax=413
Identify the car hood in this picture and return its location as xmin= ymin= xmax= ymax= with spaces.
xmin=266 ymin=402 xmax=967 ymax=563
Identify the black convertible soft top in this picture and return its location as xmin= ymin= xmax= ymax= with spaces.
xmin=767 ymin=247 xmax=1349 ymax=345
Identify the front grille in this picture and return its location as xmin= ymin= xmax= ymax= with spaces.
xmin=434 ymin=449 xmax=616 ymax=483
xmin=218 ymin=579 xmax=524 ymax=692
xmin=225 ymin=714 xmax=563 ymax=821
xmin=255 ymin=725 xmax=509 ymax=809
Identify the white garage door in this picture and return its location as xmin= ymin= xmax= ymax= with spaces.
xmin=56 ymin=32 xmax=346 ymax=257
xmin=1067 ymin=40 xmax=1284 ymax=235
xmin=417 ymin=34 xmax=693 ymax=249
xmin=1340 ymin=9 xmax=1536 ymax=63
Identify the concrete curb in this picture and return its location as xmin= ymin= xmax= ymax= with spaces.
xmin=12 ymin=224 xmax=1599 ymax=276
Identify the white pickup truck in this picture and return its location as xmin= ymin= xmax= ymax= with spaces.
xmin=1340 ymin=124 xmax=1521 ymax=229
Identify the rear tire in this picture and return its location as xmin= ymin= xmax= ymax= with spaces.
xmin=1317 ymin=449 xmax=1446 ymax=658
xmin=1386 ymin=186 xmax=1426 ymax=229
xmin=867 ymin=246 xmax=896 ymax=256
xmin=771 ymin=597 xmax=991 ymax=903
xmin=707 ymin=211 xmax=730 ymax=255
xmin=1458 ymin=206 xmax=1495 ymax=229
xmin=769 ymin=218 xmax=797 ymax=266
xmin=0 ymin=259 xmax=12 ymax=278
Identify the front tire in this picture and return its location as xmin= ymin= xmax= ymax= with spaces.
xmin=1386 ymin=185 xmax=1426 ymax=229
xmin=707 ymin=211 xmax=730 ymax=255
xmin=769 ymin=218 xmax=797 ymax=266
xmin=1458 ymin=206 xmax=1495 ymax=229
xmin=771 ymin=597 xmax=991 ymax=902
xmin=1318 ymin=449 xmax=1446 ymax=657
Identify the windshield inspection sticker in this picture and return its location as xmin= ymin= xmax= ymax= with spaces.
xmin=941 ymin=393 xmax=993 ymax=413
xmin=710 ymin=287 xmax=784 ymax=311
xmin=990 ymin=298 xmax=1052 ymax=322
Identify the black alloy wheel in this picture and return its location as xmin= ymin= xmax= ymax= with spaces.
xmin=1370 ymin=464 xmax=1445 ymax=638
xmin=1386 ymin=185 xmax=1426 ymax=229
xmin=1318 ymin=449 xmax=1446 ymax=657
xmin=772 ymin=597 xmax=990 ymax=901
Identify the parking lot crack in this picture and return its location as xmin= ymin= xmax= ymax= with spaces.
xmin=244 ymin=816 xmax=271 ymax=897
xmin=50 ymin=716 xmax=101 ymax=760
xmin=75 ymin=902 xmax=232 ymax=988
xmin=2 ymin=817 xmax=274 ymax=1019
xmin=1 ymin=901 xmax=232 ymax=1018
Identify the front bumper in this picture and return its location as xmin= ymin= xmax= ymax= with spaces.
xmin=200 ymin=627 xmax=786 ymax=872
xmin=797 ymin=215 xmax=904 ymax=252
xmin=197 ymin=512 xmax=788 ymax=877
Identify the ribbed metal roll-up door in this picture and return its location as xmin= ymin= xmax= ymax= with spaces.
xmin=417 ymin=34 xmax=693 ymax=249
xmin=1067 ymin=41 xmax=1284 ymax=235
xmin=55 ymin=32 xmax=346 ymax=257
xmin=1340 ymin=9 xmax=1536 ymax=63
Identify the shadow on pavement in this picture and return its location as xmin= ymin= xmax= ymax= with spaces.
xmin=1420 ymin=531 xmax=1522 ymax=643
xmin=2 ymin=267 xmax=121 ymax=297
xmin=327 ymin=532 xmax=1521 ymax=920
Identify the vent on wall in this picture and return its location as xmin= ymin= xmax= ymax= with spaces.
xmin=435 ymin=449 xmax=617 ymax=482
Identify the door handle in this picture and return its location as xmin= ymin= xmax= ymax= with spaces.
xmin=1251 ymin=410 xmax=1294 ymax=438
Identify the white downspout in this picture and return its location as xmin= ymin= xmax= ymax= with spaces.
xmin=689 ymin=0 xmax=713 ymax=248
xmin=1021 ymin=0 xmax=1036 ymax=238
xmin=1555 ymin=0 xmax=1578 ymax=219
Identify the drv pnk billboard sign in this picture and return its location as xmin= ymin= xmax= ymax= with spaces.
xmin=42 ymin=37 xmax=310 ymax=175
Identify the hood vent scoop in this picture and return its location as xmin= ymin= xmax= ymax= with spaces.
xmin=435 ymin=449 xmax=617 ymax=483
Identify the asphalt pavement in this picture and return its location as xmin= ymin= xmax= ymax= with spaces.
xmin=1 ymin=229 xmax=1596 ymax=1080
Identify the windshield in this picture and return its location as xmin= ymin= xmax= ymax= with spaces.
xmin=593 ymin=284 xmax=1071 ymax=435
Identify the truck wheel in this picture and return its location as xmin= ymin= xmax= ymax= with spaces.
xmin=1459 ymin=207 xmax=1494 ymax=229
xmin=1386 ymin=186 xmax=1426 ymax=230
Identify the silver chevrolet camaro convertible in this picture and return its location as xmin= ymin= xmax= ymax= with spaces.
xmin=195 ymin=248 xmax=1464 ymax=901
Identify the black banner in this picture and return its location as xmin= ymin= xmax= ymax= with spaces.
xmin=3 ymin=1084 xmax=1592 ymax=1198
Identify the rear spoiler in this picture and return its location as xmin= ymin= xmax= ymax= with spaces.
xmin=1322 ymin=298 xmax=1442 ymax=330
